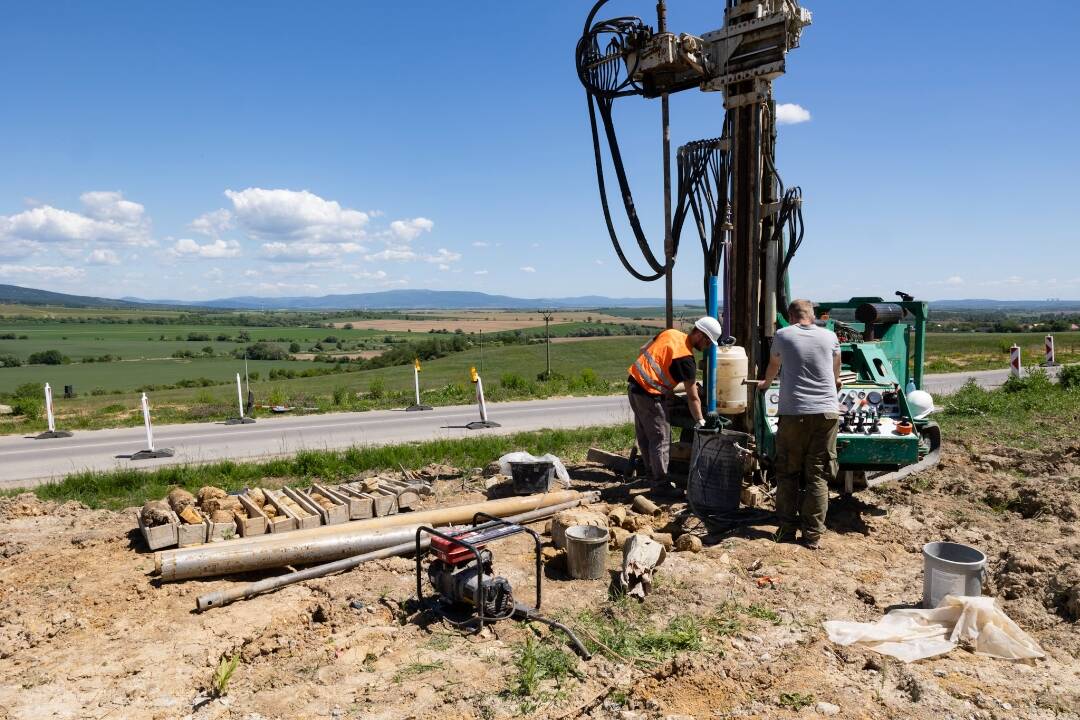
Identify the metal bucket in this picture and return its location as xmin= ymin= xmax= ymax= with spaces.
xmin=509 ymin=461 xmax=555 ymax=495
xmin=922 ymin=541 xmax=986 ymax=608
xmin=565 ymin=525 xmax=608 ymax=580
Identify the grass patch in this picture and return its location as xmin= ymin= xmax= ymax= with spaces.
xmin=937 ymin=370 xmax=1080 ymax=448
xmin=572 ymin=607 xmax=704 ymax=667
xmin=7 ymin=423 xmax=635 ymax=509
xmin=507 ymin=635 xmax=583 ymax=712
xmin=211 ymin=654 xmax=240 ymax=698
xmin=778 ymin=691 xmax=815 ymax=711
xmin=392 ymin=660 xmax=445 ymax=683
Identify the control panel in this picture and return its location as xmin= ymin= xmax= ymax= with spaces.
xmin=763 ymin=385 xmax=906 ymax=436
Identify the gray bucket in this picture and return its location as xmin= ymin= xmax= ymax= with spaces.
xmin=922 ymin=541 xmax=986 ymax=608
xmin=565 ymin=525 xmax=608 ymax=580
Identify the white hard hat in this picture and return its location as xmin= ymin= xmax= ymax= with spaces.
xmin=907 ymin=389 xmax=935 ymax=420
xmin=694 ymin=316 xmax=722 ymax=345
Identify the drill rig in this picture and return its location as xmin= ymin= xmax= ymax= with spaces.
xmin=576 ymin=0 xmax=940 ymax=494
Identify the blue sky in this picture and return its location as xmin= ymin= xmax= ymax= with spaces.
xmin=1 ymin=1 xmax=1077 ymax=302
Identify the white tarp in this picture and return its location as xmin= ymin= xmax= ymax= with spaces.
xmin=823 ymin=595 xmax=1044 ymax=663
xmin=497 ymin=452 xmax=570 ymax=488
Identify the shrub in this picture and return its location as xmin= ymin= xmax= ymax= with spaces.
xmin=28 ymin=349 xmax=65 ymax=365
xmin=1059 ymin=364 xmax=1080 ymax=390
xmin=332 ymin=385 xmax=350 ymax=406
xmin=368 ymin=377 xmax=386 ymax=399
xmin=242 ymin=342 xmax=289 ymax=361
xmin=500 ymin=373 xmax=529 ymax=391
xmin=0 ymin=354 xmax=21 ymax=367
xmin=187 ymin=332 xmax=211 ymax=341
xmin=289 ymin=342 xmax=301 ymax=353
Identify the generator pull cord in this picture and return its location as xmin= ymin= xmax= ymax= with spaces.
xmin=514 ymin=604 xmax=592 ymax=659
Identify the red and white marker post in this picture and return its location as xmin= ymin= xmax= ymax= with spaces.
xmin=34 ymin=382 xmax=73 ymax=439
xmin=1009 ymin=344 xmax=1022 ymax=378
xmin=131 ymin=392 xmax=174 ymax=459
xmin=466 ymin=366 xmax=499 ymax=429
xmin=1043 ymin=335 xmax=1057 ymax=367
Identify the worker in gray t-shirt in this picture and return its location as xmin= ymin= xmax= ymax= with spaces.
xmin=757 ymin=299 xmax=842 ymax=550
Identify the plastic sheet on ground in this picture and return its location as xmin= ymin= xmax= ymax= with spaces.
xmin=497 ymin=452 xmax=570 ymax=488
xmin=619 ymin=533 xmax=667 ymax=600
xmin=823 ymin=595 xmax=1045 ymax=663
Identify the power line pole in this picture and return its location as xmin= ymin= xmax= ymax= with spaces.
xmin=540 ymin=309 xmax=554 ymax=379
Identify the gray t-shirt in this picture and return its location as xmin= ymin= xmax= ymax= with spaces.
xmin=771 ymin=323 xmax=840 ymax=415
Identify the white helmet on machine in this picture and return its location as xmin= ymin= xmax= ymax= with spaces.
xmin=694 ymin=316 xmax=722 ymax=345
xmin=907 ymin=389 xmax=935 ymax=420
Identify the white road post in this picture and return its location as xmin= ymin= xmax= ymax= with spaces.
xmin=476 ymin=375 xmax=489 ymax=423
xmin=1045 ymin=335 xmax=1056 ymax=366
xmin=236 ymin=373 xmax=245 ymax=418
xmin=1009 ymin=344 xmax=1021 ymax=378
xmin=414 ymin=362 xmax=422 ymax=406
xmin=44 ymin=382 xmax=56 ymax=433
xmin=141 ymin=392 xmax=155 ymax=452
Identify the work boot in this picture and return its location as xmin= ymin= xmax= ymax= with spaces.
xmin=799 ymin=534 xmax=821 ymax=550
xmin=648 ymin=481 xmax=684 ymax=500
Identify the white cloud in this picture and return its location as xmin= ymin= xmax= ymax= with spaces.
xmin=171 ymin=237 xmax=241 ymax=259
xmin=945 ymin=275 xmax=963 ymax=286
xmin=243 ymin=269 xmax=260 ymax=278
xmin=189 ymin=208 xmax=234 ymax=237
xmin=364 ymin=246 xmax=460 ymax=264
xmin=471 ymin=241 xmax=489 ymax=248
xmin=0 ymin=263 xmax=85 ymax=281
xmin=87 ymin=248 xmax=120 ymax=265
xmin=80 ymin=191 xmax=146 ymax=226
xmin=0 ymin=191 xmax=151 ymax=248
xmin=259 ymin=241 xmax=365 ymax=261
xmin=389 ymin=217 xmax=434 ymax=242
xmin=426 ymin=248 xmax=461 ymax=264
xmin=351 ymin=270 xmax=388 ymax=280
xmin=595 ymin=259 xmax=604 ymax=265
xmin=224 ymin=188 xmax=370 ymax=242
xmin=437 ymin=264 xmax=451 ymax=271
xmin=776 ymin=103 xmax=811 ymax=125
xmin=204 ymin=267 xmax=224 ymax=281
xmin=0 ymin=239 xmax=41 ymax=260
xmin=474 ymin=269 xmax=488 ymax=275
xmin=520 ymin=266 xmax=536 ymax=273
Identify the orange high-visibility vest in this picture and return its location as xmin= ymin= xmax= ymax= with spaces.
xmin=628 ymin=329 xmax=692 ymax=395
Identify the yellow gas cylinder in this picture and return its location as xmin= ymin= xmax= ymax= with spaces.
xmin=715 ymin=344 xmax=748 ymax=415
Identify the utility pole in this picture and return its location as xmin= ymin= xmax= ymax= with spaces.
xmin=540 ymin=309 xmax=555 ymax=379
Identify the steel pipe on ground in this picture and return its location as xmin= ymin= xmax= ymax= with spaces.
xmin=156 ymin=490 xmax=588 ymax=581
xmin=194 ymin=497 xmax=589 ymax=611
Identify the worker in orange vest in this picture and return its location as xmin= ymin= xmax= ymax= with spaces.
xmin=628 ymin=317 xmax=722 ymax=496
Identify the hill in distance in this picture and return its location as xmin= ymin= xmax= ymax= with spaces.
xmin=3 ymin=284 xmax=1078 ymax=313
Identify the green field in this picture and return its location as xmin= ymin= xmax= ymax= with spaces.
xmin=3 ymin=300 xmax=1078 ymax=436
xmin=924 ymin=331 xmax=1080 ymax=373
xmin=0 ymin=357 xmax=341 ymax=394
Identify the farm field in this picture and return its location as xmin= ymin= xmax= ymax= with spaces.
xmin=924 ymin=330 xmax=1080 ymax=372
xmin=331 ymin=309 xmax=670 ymax=332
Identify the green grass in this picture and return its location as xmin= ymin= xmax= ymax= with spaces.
xmin=572 ymin=606 xmax=704 ymax=667
xmin=508 ymin=635 xmax=582 ymax=711
xmin=925 ymin=331 xmax=1080 ymax=373
xmin=8 ymin=424 xmax=636 ymax=509
xmin=0 ymin=357 xmax=339 ymax=394
xmin=0 ymin=337 xmax=643 ymax=434
xmin=936 ymin=369 xmax=1080 ymax=448
xmin=392 ymin=660 xmax=445 ymax=683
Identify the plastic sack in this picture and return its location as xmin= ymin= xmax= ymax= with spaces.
xmin=619 ymin=533 xmax=667 ymax=600
xmin=823 ymin=595 xmax=1044 ymax=663
xmin=497 ymin=452 xmax=570 ymax=488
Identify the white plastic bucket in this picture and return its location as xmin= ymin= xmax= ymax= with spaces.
xmin=922 ymin=541 xmax=986 ymax=608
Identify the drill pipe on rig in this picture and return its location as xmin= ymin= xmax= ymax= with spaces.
xmin=194 ymin=496 xmax=590 ymax=611
xmin=156 ymin=489 xmax=589 ymax=582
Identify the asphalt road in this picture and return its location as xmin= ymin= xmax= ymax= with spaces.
xmin=0 ymin=366 xmax=1057 ymax=490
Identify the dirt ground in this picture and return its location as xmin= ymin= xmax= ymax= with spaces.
xmin=1 ymin=442 xmax=1078 ymax=720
